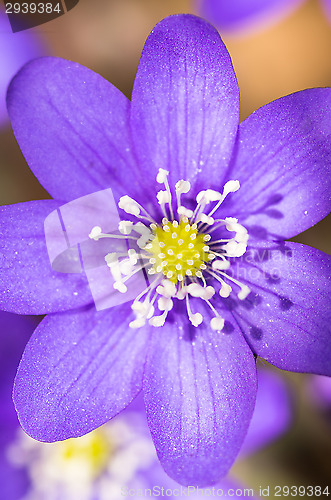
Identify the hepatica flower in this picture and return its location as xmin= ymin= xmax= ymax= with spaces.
xmin=195 ymin=0 xmax=331 ymax=34
xmin=1 ymin=14 xmax=331 ymax=486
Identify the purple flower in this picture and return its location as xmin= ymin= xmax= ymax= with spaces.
xmin=1 ymin=14 xmax=330 ymax=486
xmin=0 ymin=312 xmax=36 ymax=499
xmin=322 ymin=0 xmax=331 ymax=21
xmin=0 ymin=9 xmax=45 ymax=127
xmin=308 ymin=375 xmax=331 ymax=409
xmin=195 ymin=0 xmax=331 ymax=33
xmin=0 ymin=313 xmax=290 ymax=499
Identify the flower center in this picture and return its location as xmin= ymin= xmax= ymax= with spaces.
xmin=6 ymin=413 xmax=156 ymax=499
xmin=146 ymin=218 xmax=212 ymax=283
xmin=60 ymin=430 xmax=110 ymax=477
xmin=89 ymin=169 xmax=251 ymax=331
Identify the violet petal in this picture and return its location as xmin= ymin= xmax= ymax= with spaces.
xmin=227 ymin=241 xmax=331 ymax=375
xmin=13 ymin=304 xmax=149 ymax=441
xmin=7 ymin=57 xmax=141 ymax=202
xmin=131 ymin=14 xmax=239 ymax=199
xmin=0 ymin=200 xmax=93 ymax=314
xmin=143 ymin=309 xmax=256 ymax=486
xmin=225 ymin=89 xmax=331 ymax=240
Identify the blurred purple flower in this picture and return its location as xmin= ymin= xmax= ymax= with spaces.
xmin=321 ymin=0 xmax=331 ymax=21
xmin=308 ymin=375 xmax=331 ymax=409
xmin=0 ymin=9 xmax=45 ymax=127
xmin=1 ymin=14 xmax=330 ymax=486
xmin=195 ymin=0 xmax=331 ymax=34
xmin=0 ymin=315 xmax=290 ymax=498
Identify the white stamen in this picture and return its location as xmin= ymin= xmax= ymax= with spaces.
xmin=118 ymin=195 xmax=141 ymax=216
xmin=158 ymin=297 xmax=173 ymax=311
xmin=175 ymin=180 xmax=191 ymax=217
xmin=207 ymin=180 xmax=240 ymax=218
xmin=128 ymin=249 xmax=138 ymax=265
xmin=149 ymin=311 xmax=168 ymax=327
xmin=156 ymin=168 xmax=169 ymax=184
xmin=196 ymin=213 xmax=215 ymax=225
xmin=113 ymin=281 xmax=127 ymax=294
xmin=190 ymin=313 xmax=203 ymax=327
xmin=223 ymin=240 xmax=247 ymax=257
xmin=133 ymin=222 xmax=152 ymax=235
xmin=89 ymin=226 xmax=102 ymax=240
xmin=196 ymin=190 xmax=207 ymax=204
xmin=176 ymin=286 xmax=187 ymax=300
xmin=157 ymin=190 xmax=171 ymax=205
xmin=137 ymin=234 xmax=151 ymax=249
xmin=202 ymin=286 xmax=215 ymax=301
xmin=238 ymin=285 xmax=251 ymax=300
xmin=223 ymin=180 xmax=240 ymax=196
xmin=204 ymin=189 xmax=223 ymax=202
xmin=212 ymin=259 xmax=231 ymax=271
xmin=118 ymin=221 xmax=133 ymax=235
xmin=157 ymin=190 xmax=171 ymax=219
xmin=177 ymin=206 xmax=194 ymax=218
xmin=129 ymin=317 xmax=146 ymax=329
xmin=220 ymin=283 xmax=232 ymax=298
xmin=187 ymin=283 xmax=204 ymax=297
xmin=156 ymin=279 xmax=177 ymax=298
xmin=119 ymin=259 xmax=135 ymax=275
xmin=175 ymin=180 xmax=191 ymax=194
xmin=216 ymin=271 xmax=251 ymax=300
xmin=210 ymin=317 xmax=225 ymax=331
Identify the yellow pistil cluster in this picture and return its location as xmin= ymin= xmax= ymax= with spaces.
xmin=61 ymin=429 xmax=112 ymax=478
xmin=146 ymin=217 xmax=212 ymax=283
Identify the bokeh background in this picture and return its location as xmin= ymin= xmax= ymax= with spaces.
xmin=0 ymin=0 xmax=330 ymax=498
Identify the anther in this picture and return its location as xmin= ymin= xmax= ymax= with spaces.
xmin=156 ymin=168 xmax=169 ymax=184
xmin=210 ymin=317 xmax=225 ymax=331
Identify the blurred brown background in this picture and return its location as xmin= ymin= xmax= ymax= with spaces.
xmin=0 ymin=0 xmax=330 ymax=497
